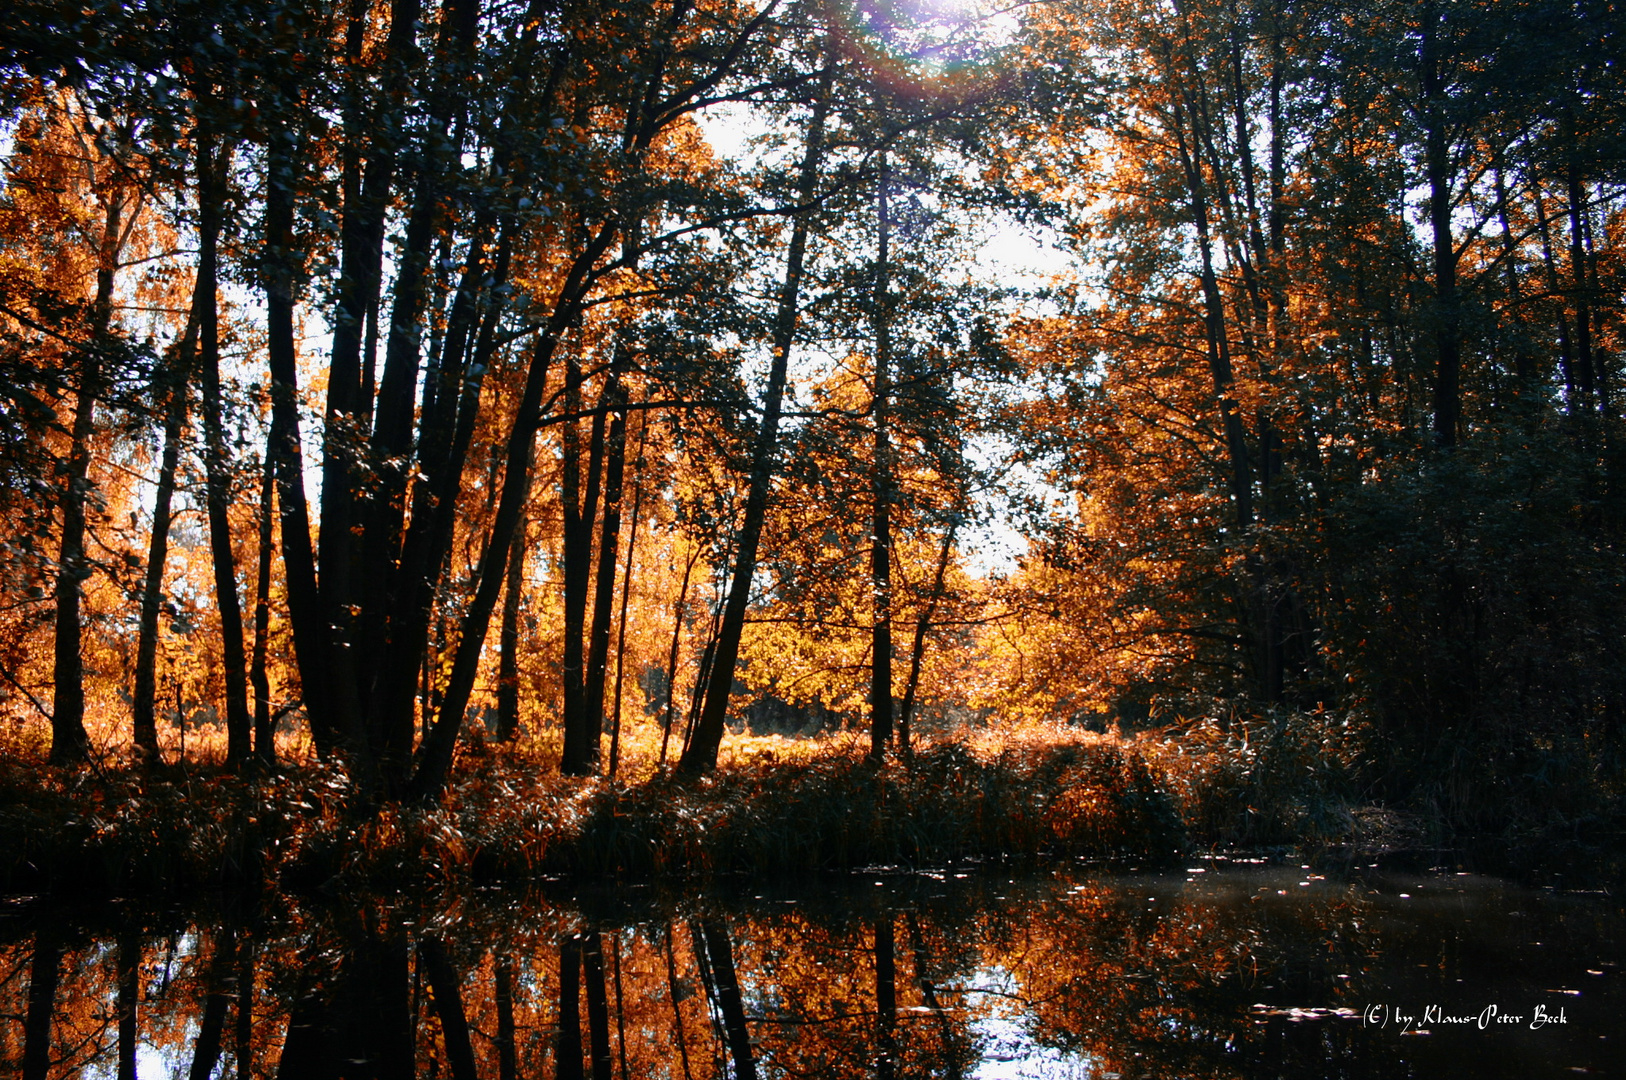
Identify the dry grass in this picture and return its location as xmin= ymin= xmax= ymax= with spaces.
xmin=0 ymin=715 xmax=1194 ymax=896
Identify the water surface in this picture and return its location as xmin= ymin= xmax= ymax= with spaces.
xmin=2 ymin=857 xmax=1619 ymax=1077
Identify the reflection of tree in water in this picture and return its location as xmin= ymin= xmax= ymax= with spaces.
xmin=0 ymin=874 xmax=1613 ymax=1079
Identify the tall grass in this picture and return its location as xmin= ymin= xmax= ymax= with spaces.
xmin=8 ymin=707 xmax=1614 ymax=899
xmin=1 ymin=725 xmax=1188 ymax=895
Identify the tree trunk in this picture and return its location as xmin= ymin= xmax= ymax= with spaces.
xmin=658 ymin=546 xmax=697 ymax=764
xmin=696 ymin=919 xmax=756 ymax=1080
xmin=495 ymin=508 xmax=529 ymax=742
xmin=420 ymin=938 xmax=479 ymax=1080
xmin=609 ymin=418 xmax=650 ymax=775
xmin=195 ymin=125 xmax=254 ymax=766
xmin=582 ymin=931 xmax=614 ymax=1080
xmin=51 ymin=189 xmax=125 ymax=764
xmin=680 ymin=57 xmax=834 ymax=773
xmin=1421 ymin=6 xmax=1461 ymax=448
xmin=869 ymin=152 xmax=895 ymax=763
xmin=118 ymin=931 xmax=139 ymax=1080
xmin=874 ymin=916 xmax=896 ymax=1080
xmin=264 ymin=119 xmax=344 ymax=766
xmin=495 ymin=954 xmax=518 ymax=1080
xmin=586 ymin=379 xmax=629 ymax=767
xmin=188 ymin=929 xmax=234 ymax=1080
xmin=1171 ymin=91 xmax=1254 ymax=526
xmin=898 ymin=516 xmax=959 ymax=757
xmin=406 ymin=222 xmax=620 ymax=804
xmin=557 ymin=936 xmax=585 ymax=1080
xmin=561 ymin=352 xmax=610 ymax=776
xmin=22 ymin=928 xmax=61 ymax=1080
xmin=133 ymin=313 xmax=195 ymax=761
xmin=664 ymin=928 xmax=696 ymax=1080
xmin=250 ymin=446 xmax=278 ymax=765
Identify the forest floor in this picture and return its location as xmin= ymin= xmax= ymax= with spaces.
xmin=1 ymin=715 xmax=1618 ymax=899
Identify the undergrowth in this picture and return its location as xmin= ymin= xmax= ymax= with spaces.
xmin=4 ymin=714 xmax=1617 ymax=900
xmin=1 ymin=733 xmax=1186 ymax=896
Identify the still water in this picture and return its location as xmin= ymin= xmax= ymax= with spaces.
xmin=1 ymin=857 xmax=1619 ymax=1078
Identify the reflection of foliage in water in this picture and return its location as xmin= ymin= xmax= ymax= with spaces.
xmin=0 ymin=868 xmax=1619 ymax=1078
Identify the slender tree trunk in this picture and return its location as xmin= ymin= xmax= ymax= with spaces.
xmin=264 ymin=118 xmax=344 ymax=765
xmin=51 ymin=190 xmax=125 ymax=764
xmin=420 ymin=938 xmax=479 ymax=1080
xmin=869 ymin=152 xmax=895 ymax=763
xmin=22 ymin=928 xmax=61 ymax=1080
xmin=658 ymin=547 xmax=697 ymax=765
xmin=611 ymin=935 xmax=630 ymax=1080
xmin=495 ymin=954 xmax=518 ymax=1080
xmin=609 ymin=418 xmax=650 ymax=776
xmin=1566 ymin=155 xmax=1598 ymax=414
xmin=1170 ymin=89 xmax=1254 ymax=526
xmin=495 ymin=508 xmax=529 ymax=742
xmin=680 ymin=57 xmax=834 ymax=773
xmin=118 ymin=931 xmax=139 ymax=1080
xmin=1421 ymin=7 xmax=1461 ymax=448
xmin=407 ymin=223 xmax=620 ymax=804
xmin=905 ymin=913 xmax=962 ymax=1077
xmin=874 ymin=916 xmax=896 ymax=1080
xmin=582 ymin=931 xmax=614 ymax=1080
xmin=235 ymin=938 xmax=255 ymax=1075
xmin=558 ymin=936 xmax=585 ymax=1080
xmin=195 ymin=126 xmax=254 ymax=766
xmin=586 ymin=380 xmax=629 ymax=768
xmin=562 ymin=353 xmax=610 ymax=776
xmin=664 ymin=929 xmax=696 ymax=1080
xmin=133 ymin=313 xmax=195 ymax=761
xmin=696 ymin=919 xmax=756 ymax=1080
xmin=1533 ymin=182 xmax=1579 ymax=412
xmin=188 ymin=929 xmax=235 ymax=1080
xmin=898 ymin=515 xmax=959 ymax=758
xmin=250 ymin=447 xmax=278 ymax=765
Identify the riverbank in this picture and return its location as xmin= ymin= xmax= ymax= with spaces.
xmin=2 ymin=720 xmax=1619 ymax=898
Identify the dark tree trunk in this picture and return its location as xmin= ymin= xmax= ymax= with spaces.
xmin=680 ymin=58 xmax=834 ymax=773
xmin=22 ymin=929 xmax=61 ymax=1080
xmin=420 ymin=938 xmax=479 ymax=1080
xmin=118 ymin=931 xmax=139 ymax=1080
xmin=1533 ymin=183 xmax=1579 ymax=412
xmin=195 ymin=125 xmax=254 ymax=766
xmin=495 ymin=954 xmax=518 ymax=1080
xmin=250 ymin=447 xmax=277 ymax=764
xmin=663 ymin=928 xmax=696 ymax=1080
xmin=1421 ymin=5 xmax=1461 ymax=448
xmin=582 ymin=931 xmax=614 ymax=1080
xmin=264 ymin=119 xmax=343 ymax=766
xmin=874 ymin=917 xmax=896 ymax=1080
xmin=560 ymin=350 xmax=610 ymax=776
xmin=235 ymin=938 xmax=256 ymax=1075
xmin=609 ymin=419 xmax=650 ymax=775
xmin=1566 ymin=157 xmax=1599 ymax=415
xmin=557 ymin=936 xmax=585 ymax=1080
xmin=869 ymin=152 xmax=895 ymax=763
xmin=495 ymin=509 xmax=529 ymax=742
xmin=1170 ymin=91 xmax=1254 ymax=526
xmin=406 ymin=225 xmax=620 ymax=805
xmin=51 ymin=190 xmax=125 ymax=764
xmin=658 ymin=546 xmax=697 ymax=765
xmin=133 ymin=314 xmax=195 ymax=761
xmin=696 ymin=919 xmax=756 ymax=1080
xmin=898 ymin=516 xmax=959 ymax=757
xmin=586 ymin=379 xmax=629 ymax=765
xmin=188 ymin=929 xmax=235 ymax=1080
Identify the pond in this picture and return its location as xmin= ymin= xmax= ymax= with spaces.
xmin=2 ymin=857 xmax=1619 ymax=1078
